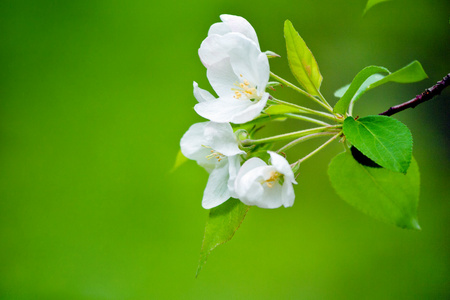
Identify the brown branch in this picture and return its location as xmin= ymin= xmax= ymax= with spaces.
xmin=379 ymin=73 xmax=450 ymax=116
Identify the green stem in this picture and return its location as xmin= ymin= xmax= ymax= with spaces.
xmin=296 ymin=132 xmax=342 ymax=164
xmin=276 ymin=132 xmax=337 ymax=154
xmin=270 ymin=72 xmax=334 ymax=113
xmin=284 ymin=113 xmax=330 ymax=126
xmin=241 ymin=125 xmax=341 ymax=146
xmin=271 ymin=97 xmax=338 ymax=122
xmin=317 ymin=90 xmax=333 ymax=111
xmin=232 ymin=112 xmax=328 ymax=129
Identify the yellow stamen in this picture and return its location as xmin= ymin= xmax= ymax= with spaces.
xmin=263 ymin=171 xmax=282 ymax=188
xmin=231 ymin=77 xmax=259 ymax=101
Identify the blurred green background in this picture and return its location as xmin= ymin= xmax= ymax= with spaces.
xmin=1 ymin=0 xmax=449 ymax=299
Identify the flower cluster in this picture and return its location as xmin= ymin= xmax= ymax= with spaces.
xmin=180 ymin=15 xmax=297 ymax=209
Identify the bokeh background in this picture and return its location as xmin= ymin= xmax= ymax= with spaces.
xmin=1 ymin=0 xmax=449 ymax=299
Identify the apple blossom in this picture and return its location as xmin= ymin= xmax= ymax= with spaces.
xmin=180 ymin=121 xmax=245 ymax=209
xmin=199 ymin=14 xmax=278 ymax=68
xmin=194 ymin=34 xmax=270 ymax=124
xmin=235 ymin=151 xmax=297 ymax=209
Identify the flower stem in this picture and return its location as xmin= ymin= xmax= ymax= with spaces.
xmin=241 ymin=125 xmax=341 ymax=146
xmin=284 ymin=113 xmax=330 ymax=126
xmin=270 ymin=97 xmax=338 ymax=122
xmin=295 ymin=132 xmax=342 ymax=164
xmin=276 ymin=132 xmax=337 ymax=154
xmin=270 ymin=72 xmax=334 ymax=113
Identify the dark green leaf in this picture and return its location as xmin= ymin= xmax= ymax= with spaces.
xmin=333 ymin=66 xmax=389 ymax=115
xmin=170 ymin=150 xmax=188 ymax=173
xmin=196 ymin=198 xmax=249 ymax=277
xmin=334 ymin=61 xmax=427 ymax=111
xmin=369 ymin=61 xmax=428 ymax=88
xmin=343 ymin=116 xmax=412 ymax=173
xmin=328 ymin=151 xmax=420 ymax=230
xmin=363 ymin=0 xmax=392 ymax=15
xmin=284 ymin=20 xmax=322 ymax=96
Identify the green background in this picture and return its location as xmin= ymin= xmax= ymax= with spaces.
xmin=1 ymin=0 xmax=449 ymax=299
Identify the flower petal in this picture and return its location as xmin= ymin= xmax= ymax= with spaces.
xmin=202 ymin=163 xmax=231 ymax=209
xmin=204 ymin=122 xmax=244 ymax=156
xmin=235 ymin=158 xmax=267 ymax=201
xmin=256 ymin=53 xmax=270 ymax=95
xmin=219 ymin=14 xmax=259 ymax=49
xmin=227 ymin=93 xmax=269 ymax=124
xmin=208 ymin=22 xmax=231 ymax=36
xmin=268 ymin=151 xmax=297 ymax=184
xmin=194 ymin=97 xmax=255 ymax=124
xmin=199 ymin=33 xmax=250 ymax=68
xmin=227 ymin=155 xmax=241 ymax=197
xmin=281 ymin=182 xmax=295 ymax=208
xmin=180 ymin=122 xmax=208 ymax=160
xmin=206 ymin=57 xmax=239 ymax=98
xmin=257 ymin=183 xmax=284 ymax=209
xmin=193 ymin=82 xmax=215 ymax=103
xmin=227 ymin=38 xmax=264 ymax=85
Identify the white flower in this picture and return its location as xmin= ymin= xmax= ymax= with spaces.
xmin=180 ymin=121 xmax=245 ymax=209
xmin=235 ymin=151 xmax=297 ymax=209
xmin=198 ymin=14 xmax=278 ymax=68
xmin=193 ymin=33 xmax=270 ymax=124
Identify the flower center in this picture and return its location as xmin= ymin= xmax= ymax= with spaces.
xmin=263 ymin=171 xmax=283 ymax=188
xmin=232 ymin=75 xmax=259 ymax=101
xmin=202 ymin=145 xmax=225 ymax=162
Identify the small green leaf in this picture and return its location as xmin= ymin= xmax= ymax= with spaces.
xmin=264 ymin=104 xmax=305 ymax=115
xmin=328 ymin=151 xmax=420 ymax=230
xmin=196 ymin=198 xmax=249 ymax=277
xmin=333 ymin=66 xmax=389 ymax=115
xmin=334 ymin=74 xmax=385 ymax=101
xmin=369 ymin=60 xmax=428 ymax=89
xmin=284 ymin=20 xmax=322 ymax=96
xmin=363 ymin=0 xmax=392 ymax=15
xmin=170 ymin=150 xmax=188 ymax=173
xmin=334 ymin=61 xmax=427 ymax=110
xmin=343 ymin=116 xmax=412 ymax=173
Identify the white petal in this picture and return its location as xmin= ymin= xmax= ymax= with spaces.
xmin=256 ymin=183 xmax=284 ymax=209
xmin=227 ymin=93 xmax=269 ymax=124
xmin=193 ymin=82 xmax=215 ymax=103
xmin=255 ymin=53 xmax=270 ymax=95
xmin=235 ymin=158 xmax=267 ymax=201
xmin=204 ymin=122 xmax=244 ymax=156
xmin=219 ymin=14 xmax=259 ymax=49
xmin=199 ymin=33 xmax=247 ymax=68
xmin=208 ymin=22 xmax=231 ymax=37
xmin=227 ymin=155 xmax=241 ymax=197
xmin=207 ymin=57 xmax=239 ymax=97
xmin=180 ymin=122 xmax=208 ymax=160
xmin=227 ymin=38 xmax=263 ymax=85
xmin=281 ymin=182 xmax=295 ymax=208
xmin=194 ymin=97 xmax=254 ymax=124
xmin=268 ymin=151 xmax=297 ymax=184
xmin=202 ymin=164 xmax=231 ymax=209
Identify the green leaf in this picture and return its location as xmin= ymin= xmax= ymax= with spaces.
xmin=264 ymin=104 xmax=305 ymax=115
xmin=369 ymin=61 xmax=428 ymax=88
xmin=196 ymin=198 xmax=249 ymax=277
xmin=334 ymin=74 xmax=384 ymax=100
xmin=343 ymin=116 xmax=412 ymax=173
xmin=363 ymin=0 xmax=392 ymax=15
xmin=333 ymin=66 xmax=389 ymax=115
xmin=334 ymin=61 xmax=427 ymax=110
xmin=328 ymin=151 xmax=420 ymax=230
xmin=170 ymin=150 xmax=188 ymax=173
xmin=284 ymin=20 xmax=322 ymax=96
